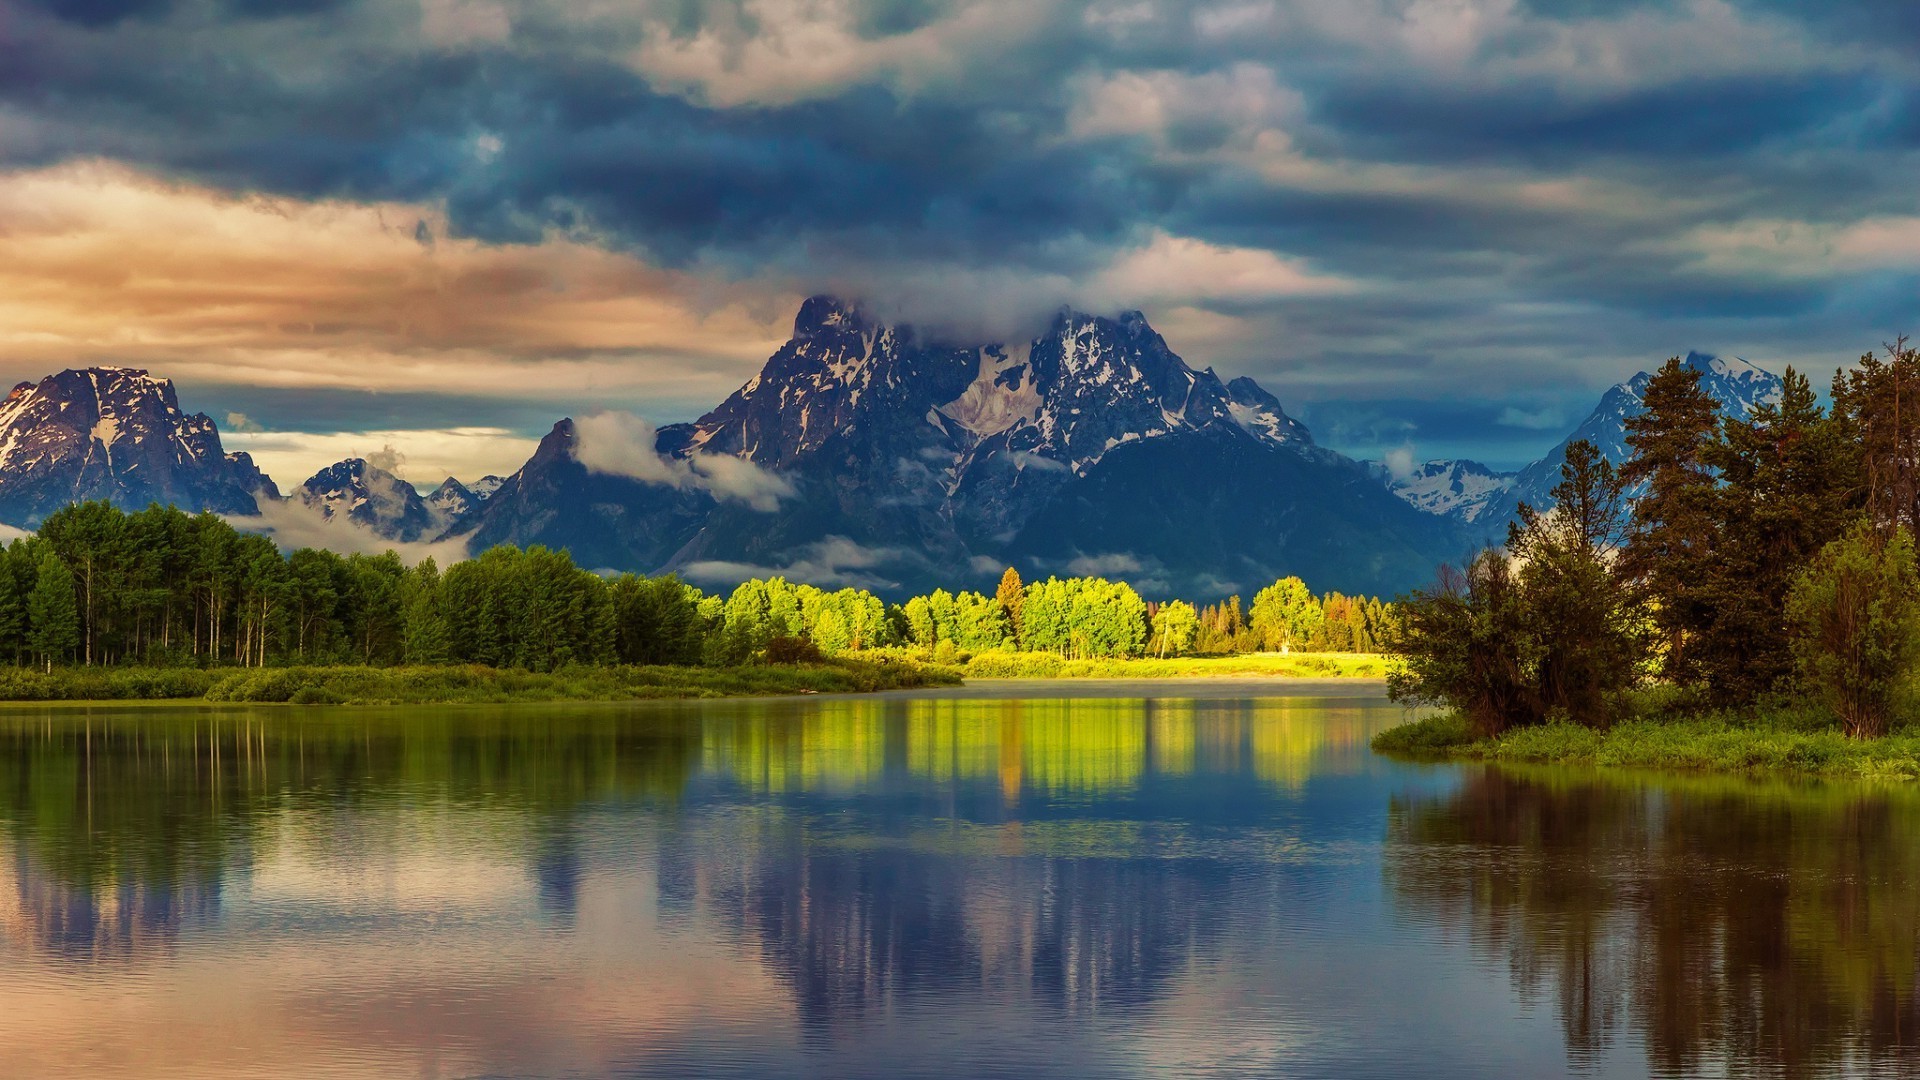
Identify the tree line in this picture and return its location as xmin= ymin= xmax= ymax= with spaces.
xmin=0 ymin=502 xmax=1389 ymax=671
xmin=1391 ymin=344 xmax=1920 ymax=739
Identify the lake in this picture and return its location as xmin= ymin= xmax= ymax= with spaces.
xmin=2 ymin=682 xmax=1917 ymax=1078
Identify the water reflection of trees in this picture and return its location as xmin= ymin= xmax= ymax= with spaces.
xmin=0 ymin=706 xmax=700 ymax=957
xmin=1386 ymin=767 xmax=1920 ymax=1077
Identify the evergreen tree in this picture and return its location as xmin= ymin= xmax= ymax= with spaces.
xmin=1619 ymin=357 xmax=1723 ymax=682
xmin=1698 ymin=370 xmax=1861 ymax=702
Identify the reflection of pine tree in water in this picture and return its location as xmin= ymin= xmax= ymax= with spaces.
xmin=656 ymin=809 xmax=1234 ymax=1034
xmin=1385 ymin=768 xmax=1920 ymax=1077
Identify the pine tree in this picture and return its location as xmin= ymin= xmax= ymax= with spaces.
xmin=1698 ymin=370 xmax=1861 ymax=702
xmin=1620 ymin=357 xmax=1723 ymax=681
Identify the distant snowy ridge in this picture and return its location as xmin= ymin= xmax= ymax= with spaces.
xmin=1380 ymin=351 xmax=1786 ymax=536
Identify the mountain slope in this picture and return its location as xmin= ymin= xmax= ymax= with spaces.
xmin=0 ymin=368 xmax=274 ymax=527
xmin=466 ymin=297 xmax=1464 ymax=596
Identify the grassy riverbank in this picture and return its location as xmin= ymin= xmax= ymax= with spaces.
xmin=0 ymin=658 xmax=962 ymax=706
xmin=1374 ymin=709 xmax=1920 ymax=780
xmin=959 ymin=651 xmax=1387 ymax=679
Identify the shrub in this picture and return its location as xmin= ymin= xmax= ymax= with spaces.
xmin=762 ymin=635 xmax=825 ymax=665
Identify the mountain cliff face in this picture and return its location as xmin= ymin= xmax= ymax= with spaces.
xmin=464 ymin=297 xmax=1463 ymax=596
xmin=0 ymin=368 xmax=274 ymax=527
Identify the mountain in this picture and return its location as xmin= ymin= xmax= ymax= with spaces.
xmin=462 ymin=296 xmax=1466 ymax=596
xmin=0 ymin=367 xmax=275 ymax=527
xmin=1369 ymin=459 xmax=1518 ymax=523
xmin=293 ymin=458 xmax=442 ymax=542
xmin=1455 ymin=351 xmax=1784 ymax=539
xmin=426 ymin=477 xmax=483 ymax=528
xmin=465 ymin=475 xmax=507 ymax=501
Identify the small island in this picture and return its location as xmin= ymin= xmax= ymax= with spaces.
xmin=1375 ymin=352 xmax=1920 ymax=779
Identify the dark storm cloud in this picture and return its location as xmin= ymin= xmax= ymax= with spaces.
xmin=3 ymin=0 xmax=1917 ymax=463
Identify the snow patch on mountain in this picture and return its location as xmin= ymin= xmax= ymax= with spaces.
xmin=1370 ymin=459 xmax=1518 ymax=523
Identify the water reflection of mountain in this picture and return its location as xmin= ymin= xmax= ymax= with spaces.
xmin=660 ymin=697 xmax=1366 ymax=1032
xmin=1386 ymin=767 xmax=1920 ymax=1078
xmin=3 ymin=846 xmax=223 ymax=962
xmin=658 ymin=811 xmax=1237 ymax=1034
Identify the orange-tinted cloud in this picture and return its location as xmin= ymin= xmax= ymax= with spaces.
xmin=0 ymin=161 xmax=795 ymax=402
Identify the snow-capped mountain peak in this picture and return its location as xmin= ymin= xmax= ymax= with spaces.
xmin=295 ymin=457 xmax=438 ymax=542
xmin=1388 ymin=350 xmax=1789 ymax=534
xmin=0 ymin=366 xmax=272 ymax=527
xmin=1371 ymin=459 xmax=1518 ymax=523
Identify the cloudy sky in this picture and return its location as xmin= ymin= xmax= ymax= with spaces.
xmin=3 ymin=0 xmax=1917 ymax=482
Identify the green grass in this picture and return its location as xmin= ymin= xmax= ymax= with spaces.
xmin=1371 ymin=710 xmax=1920 ymax=780
xmin=0 ymin=657 xmax=962 ymax=706
xmin=961 ymin=651 xmax=1389 ymax=679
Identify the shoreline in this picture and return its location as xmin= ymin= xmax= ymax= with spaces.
xmin=0 ymin=661 xmax=1391 ymax=708
xmin=1374 ymin=712 xmax=1920 ymax=781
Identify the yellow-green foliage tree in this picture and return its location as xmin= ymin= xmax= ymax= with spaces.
xmin=1149 ymin=600 xmax=1199 ymax=657
xmin=1250 ymin=577 xmax=1323 ymax=652
xmin=1020 ymin=577 xmax=1147 ymax=658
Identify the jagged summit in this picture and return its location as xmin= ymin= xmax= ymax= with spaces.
xmin=294 ymin=457 xmax=440 ymax=543
xmin=689 ymin=295 xmax=1310 ymax=479
xmin=0 ymin=366 xmax=272 ymax=527
xmin=1371 ymin=459 xmax=1517 ymax=523
xmin=465 ymin=295 xmax=1460 ymax=596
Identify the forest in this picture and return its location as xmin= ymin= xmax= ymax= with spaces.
xmin=0 ymin=500 xmax=1389 ymax=674
xmin=1389 ymin=344 xmax=1920 ymax=747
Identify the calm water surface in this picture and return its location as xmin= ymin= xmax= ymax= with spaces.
xmin=2 ymin=681 xmax=1917 ymax=1078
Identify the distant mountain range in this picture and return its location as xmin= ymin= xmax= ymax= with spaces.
xmin=0 ymin=322 xmax=1786 ymax=598
xmin=1369 ymin=352 xmax=1785 ymax=541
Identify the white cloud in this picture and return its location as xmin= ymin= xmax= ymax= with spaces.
xmin=678 ymin=536 xmax=911 ymax=591
xmin=226 ymin=499 xmax=471 ymax=566
xmin=624 ymin=0 xmax=1063 ymax=108
xmin=1496 ymin=406 xmax=1567 ymax=431
xmin=1382 ymin=445 xmax=1417 ymax=480
xmin=1064 ymin=553 xmax=1144 ymax=577
xmin=572 ymin=411 xmax=795 ymax=511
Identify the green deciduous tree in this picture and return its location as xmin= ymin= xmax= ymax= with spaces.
xmin=1785 ymin=525 xmax=1920 ymax=739
xmin=27 ymin=552 xmax=80 ymax=672
xmin=1250 ymin=577 xmax=1322 ymax=653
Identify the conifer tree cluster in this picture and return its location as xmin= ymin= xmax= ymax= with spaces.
xmin=1392 ymin=345 xmax=1920 ymax=739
